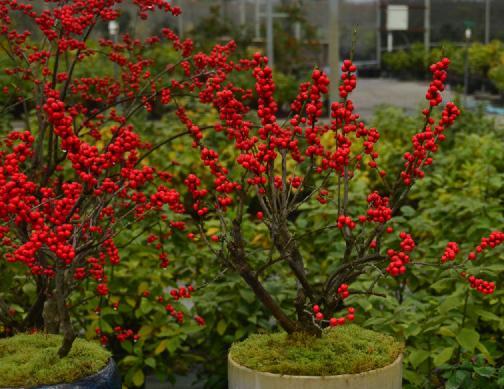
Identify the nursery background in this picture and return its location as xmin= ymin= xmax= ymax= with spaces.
xmin=0 ymin=0 xmax=503 ymax=388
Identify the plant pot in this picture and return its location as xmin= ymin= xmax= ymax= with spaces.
xmin=228 ymin=353 xmax=403 ymax=389
xmin=37 ymin=359 xmax=121 ymax=389
xmin=1 ymin=359 xmax=121 ymax=389
xmin=0 ymin=334 xmax=119 ymax=389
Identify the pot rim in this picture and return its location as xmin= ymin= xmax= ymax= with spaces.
xmin=228 ymin=352 xmax=402 ymax=380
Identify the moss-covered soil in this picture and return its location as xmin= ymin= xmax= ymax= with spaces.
xmin=230 ymin=324 xmax=403 ymax=376
xmin=0 ymin=333 xmax=111 ymax=387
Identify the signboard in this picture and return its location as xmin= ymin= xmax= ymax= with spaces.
xmin=387 ymin=5 xmax=409 ymax=31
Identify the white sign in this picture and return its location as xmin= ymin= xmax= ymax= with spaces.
xmin=387 ymin=5 xmax=409 ymax=31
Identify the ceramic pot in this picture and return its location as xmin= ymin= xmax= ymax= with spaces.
xmin=228 ymin=353 xmax=402 ymax=389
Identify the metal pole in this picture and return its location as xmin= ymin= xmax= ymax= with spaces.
xmin=266 ymin=0 xmax=274 ymax=67
xmin=220 ymin=0 xmax=226 ymax=20
xmin=376 ymin=0 xmax=381 ymax=69
xmin=485 ymin=0 xmax=491 ymax=44
xmin=329 ymin=0 xmax=340 ymax=104
xmin=294 ymin=22 xmax=301 ymax=41
xmin=424 ymin=0 xmax=430 ymax=64
xmin=255 ymin=0 xmax=261 ymax=40
xmin=463 ymin=28 xmax=471 ymax=106
xmin=240 ymin=0 xmax=246 ymax=26
xmin=387 ymin=32 xmax=393 ymax=52
xmin=177 ymin=0 xmax=184 ymax=39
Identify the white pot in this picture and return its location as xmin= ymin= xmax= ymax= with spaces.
xmin=228 ymin=353 xmax=403 ymax=389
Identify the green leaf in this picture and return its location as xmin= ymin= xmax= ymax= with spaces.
xmin=132 ymin=369 xmax=145 ymax=386
xmin=165 ymin=337 xmax=181 ymax=354
xmin=497 ymin=366 xmax=504 ymax=387
xmin=154 ymin=340 xmax=166 ymax=355
xmin=430 ymin=278 xmax=454 ymax=293
xmin=120 ymin=341 xmax=133 ymax=354
xmin=474 ymin=308 xmax=501 ymax=322
xmin=145 ymin=357 xmax=156 ymax=368
xmin=433 ymin=347 xmax=455 ymax=366
xmin=446 ymin=370 xmax=470 ymax=389
xmin=409 ymin=349 xmax=430 ymax=369
xmin=216 ymin=319 xmax=227 ymax=336
xmin=474 ymin=366 xmax=495 ymax=378
xmin=456 ymin=328 xmax=480 ymax=353
xmin=138 ymin=325 xmax=153 ymax=337
xmin=484 ymin=264 xmax=504 ymax=272
xmin=438 ymin=326 xmax=456 ymax=337
xmin=239 ymin=289 xmax=255 ymax=304
xmin=403 ymin=369 xmax=425 ymax=387
xmin=476 ymin=342 xmax=493 ymax=362
xmin=121 ymin=355 xmax=140 ymax=365
xmin=439 ymin=295 xmax=464 ymax=314
xmin=404 ymin=324 xmax=421 ymax=337
xmin=99 ymin=320 xmax=113 ymax=333
xmin=400 ymin=205 xmax=415 ymax=216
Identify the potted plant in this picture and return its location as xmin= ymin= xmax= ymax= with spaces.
xmin=0 ymin=0 xmax=234 ymax=387
xmin=153 ymin=50 xmax=502 ymax=387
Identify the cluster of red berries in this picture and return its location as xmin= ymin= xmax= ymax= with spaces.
xmin=399 ymin=232 xmax=415 ymax=252
xmin=114 ymin=327 xmax=140 ymax=343
xmin=312 ymin=305 xmax=355 ymax=327
xmin=467 ymin=276 xmax=495 ymax=295
xmin=329 ymin=308 xmax=355 ymax=327
xmin=401 ymin=58 xmax=460 ymax=185
xmin=339 ymin=60 xmax=358 ymax=98
xmin=366 ymin=192 xmax=392 ymax=223
xmin=304 ymin=69 xmax=329 ymax=122
xmin=468 ymin=231 xmax=504 ymax=260
xmin=386 ymin=250 xmax=410 ymax=277
xmin=441 ymin=242 xmax=459 ymax=263
xmin=337 ymin=283 xmax=350 ymax=299
xmin=337 ymin=215 xmax=356 ymax=230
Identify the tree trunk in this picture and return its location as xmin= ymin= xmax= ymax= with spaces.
xmin=43 ymin=295 xmax=60 ymax=334
xmin=229 ymin=220 xmax=299 ymax=334
xmin=55 ymin=270 xmax=76 ymax=358
xmin=23 ymin=277 xmax=47 ymax=330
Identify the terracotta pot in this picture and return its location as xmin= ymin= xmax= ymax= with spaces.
xmin=228 ymin=353 xmax=402 ymax=389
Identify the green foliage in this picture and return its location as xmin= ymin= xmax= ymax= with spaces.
xmin=357 ymin=105 xmax=504 ymax=388
xmin=437 ymin=354 xmax=504 ymax=389
xmin=489 ymin=54 xmax=504 ymax=93
xmin=230 ymin=325 xmax=403 ymax=376
xmin=382 ymin=40 xmax=504 ymax=92
xmin=0 ymin=334 xmax=110 ymax=387
xmin=382 ymin=42 xmax=430 ymax=78
xmin=75 ymin=224 xmax=206 ymax=388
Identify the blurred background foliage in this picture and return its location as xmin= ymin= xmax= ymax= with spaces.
xmin=382 ymin=41 xmax=504 ymax=96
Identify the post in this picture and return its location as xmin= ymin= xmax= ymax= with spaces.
xmin=294 ymin=22 xmax=301 ymax=41
xmin=266 ymin=0 xmax=274 ymax=67
xmin=464 ymin=28 xmax=471 ymax=106
xmin=108 ymin=20 xmax=120 ymax=109
xmin=177 ymin=0 xmax=184 ymax=39
xmin=485 ymin=0 xmax=491 ymax=44
xmin=424 ymin=0 xmax=430 ymax=64
xmin=240 ymin=0 xmax=246 ymax=26
xmin=255 ymin=0 xmax=261 ymax=39
xmin=329 ymin=0 xmax=340 ymax=104
xmin=220 ymin=0 xmax=226 ymax=20
xmin=376 ymin=0 xmax=382 ymax=69
xmin=387 ymin=31 xmax=393 ymax=52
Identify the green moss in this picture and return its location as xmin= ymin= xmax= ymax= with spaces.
xmin=230 ymin=324 xmax=403 ymax=376
xmin=0 ymin=334 xmax=111 ymax=387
